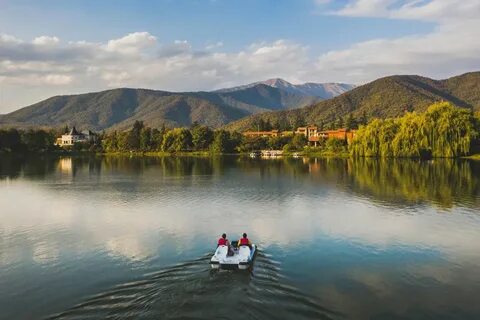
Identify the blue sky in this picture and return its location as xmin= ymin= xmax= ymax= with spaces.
xmin=0 ymin=0 xmax=479 ymax=111
xmin=0 ymin=0 xmax=432 ymax=53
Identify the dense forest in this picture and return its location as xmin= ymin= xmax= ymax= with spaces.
xmin=226 ymin=72 xmax=480 ymax=132
xmin=0 ymin=128 xmax=58 ymax=153
xmin=100 ymin=121 xmax=310 ymax=154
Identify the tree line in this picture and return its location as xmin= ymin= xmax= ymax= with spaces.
xmin=350 ymin=102 xmax=480 ymax=158
xmin=0 ymin=128 xmax=57 ymax=153
xmin=2 ymin=102 xmax=479 ymax=158
xmin=101 ymin=121 xmax=311 ymax=153
xmin=250 ymin=112 xmax=368 ymax=132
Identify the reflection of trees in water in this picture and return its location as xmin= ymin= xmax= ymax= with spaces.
xmin=0 ymin=155 xmax=59 ymax=180
xmin=345 ymin=158 xmax=480 ymax=208
xmin=235 ymin=157 xmax=310 ymax=178
xmin=288 ymin=157 xmax=480 ymax=209
xmin=2 ymin=155 xmax=479 ymax=209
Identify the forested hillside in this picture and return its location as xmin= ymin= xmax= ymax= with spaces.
xmin=226 ymin=72 xmax=480 ymax=131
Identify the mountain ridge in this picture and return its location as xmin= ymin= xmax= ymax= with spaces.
xmin=0 ymin=83 xmax=323 ymax=131
xmin=215 ymin=78 xmax=355 ymax=99
xmin=224 ymin=72 xmax=480 ymax=131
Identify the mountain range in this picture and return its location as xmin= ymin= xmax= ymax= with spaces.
xmin=1 ymin=72 xmax=480 ymax=132
xmin=225 ymin=72 xmax=480 ymax=131
xmin=0 ymin=79 xmax=352 ymax=131
xmin=216 ymin=78 xmax=355 ymax=99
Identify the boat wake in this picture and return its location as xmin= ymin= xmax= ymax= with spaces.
xmin=46 ymin=252 xmax=342 ymax=320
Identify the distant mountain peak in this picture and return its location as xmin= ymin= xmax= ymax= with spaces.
xmin=216 ymin=78 xmax=355 ymax=99
xmin=262 ymin=78 xmax=292 ymax=86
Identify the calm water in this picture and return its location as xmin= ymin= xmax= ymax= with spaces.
xmin=1 ymin=155 xmax=480 ymax=320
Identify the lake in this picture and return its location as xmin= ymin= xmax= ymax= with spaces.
xmin=1 ymin=155 xmax=480 ymax=320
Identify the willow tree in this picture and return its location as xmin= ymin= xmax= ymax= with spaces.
xmin=350 ymin=102 xmax=478 ymax=158
xmin=391 ymin=112 xmax=428 ymax=157
xmin=350 ymin=118 xmax=398 ymax=157
xmin=422 ymin=102 xmax=477 ymax=157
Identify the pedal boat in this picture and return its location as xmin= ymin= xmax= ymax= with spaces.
xmin=210 ymin=242 xmax=256 ymax=270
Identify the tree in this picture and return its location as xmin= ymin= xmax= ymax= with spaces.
xmin=0 ymin=129 xmax=23 ymax=152
xmin=359 ymin=111 xmax=368 ymax=126
xmin=345 ymin=114 xmax=358 ymax=130
xmin=211 ymin=130 xmax=232 ymax=153
xmin=290 ymin=134 xmax=307 ymax=151
xmin=150 ymin=128 xmax=163 ymax=151
xmin=102 ymin=130 xmax=119 ymax=152
xmin=317 ymin=119 xmax=325 ymax=131
xmin=161 ymin=128 xmax=192 ymax=152
xmin=350 ymin=102 xmax=478 ymax=158
xmin=140 ymin=127 xmax=152 ymax=151
xmin=325 ymin=138 xmax=347 ymax=153
xmin=277 ymin=115 xmax=290 ymax=131
xmin=21 ymin=129 xmax=53 ymax=152
xmin=291 ymin=114 xmax=305 ymax=130
xmin=238 ymin=136 xmax=267 ymax=152
xmin=191 ymin=125 xmax=214 ymax=150
xmin=132 ymin=121 xmax=144 ymax=136
xmin=267 ymin=136 xmax=291 ymax=150
xmin=337 ymin=116 xmax=344 ymax=129
xmin=161 ymin=130 xmax=175 ymax=152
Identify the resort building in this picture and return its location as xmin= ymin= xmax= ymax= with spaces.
xmin=295 ymin=126 xmax=319 ymax=139
xmin=243 ymin=130 xmax=280 ymax=138
xmin=308 ymin=128 xmax=356 ymax=146
xmin=318 ymin=128 xmax=356 ymax=141
xmin=55 ymin=127 xmax=97 ymax=147
xmin=242 ymin=125 xmax=356 ymax=146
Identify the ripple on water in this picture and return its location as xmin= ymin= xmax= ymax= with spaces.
xmin=46 ymin=252 xmax=342 ymax=320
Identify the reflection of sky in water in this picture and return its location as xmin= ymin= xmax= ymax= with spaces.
xmin=1 ymin=156 xmax=480 ymax=319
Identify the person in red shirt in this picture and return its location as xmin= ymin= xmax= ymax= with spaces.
xmin=217 ymin=233 xmax=229 ymax=247
xmin=238 ymin=233 xmax=251 ymax=249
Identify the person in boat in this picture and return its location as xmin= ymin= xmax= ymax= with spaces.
xmin=218 ymin=233 xmax=235 ymax=256
xmin=218 ymin=233 xmax=229 ymax=247
xmin=238 ymin=233 xmax=252 ymax=249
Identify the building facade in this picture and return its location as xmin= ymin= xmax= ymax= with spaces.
xmin=309 ymin=128 xmax=356 ymax=146
xmin=242 ymin=126 xmax=356 ymax=146
xmin=243 ymin=130 xmax=280 ymax=138
xmin=55 ymin=127 xmax=97 ymax=147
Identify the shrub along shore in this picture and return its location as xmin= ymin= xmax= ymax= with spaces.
xmin=1 ymin=102 xmax=479 ymax=159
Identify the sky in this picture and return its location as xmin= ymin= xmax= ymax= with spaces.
xmin=0 ymin=0 xmax=480 ymax=113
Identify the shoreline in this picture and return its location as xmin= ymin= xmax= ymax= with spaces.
xmin=2 ymin=150 xmax=480 ymax=160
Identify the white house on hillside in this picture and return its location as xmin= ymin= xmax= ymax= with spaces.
xmin=55 ymin=127 xmax=97 ymax=146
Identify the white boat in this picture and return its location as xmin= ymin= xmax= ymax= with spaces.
xmin=249 ymin=151 xmax=260 ymax=158
xmin=210 ymin=242 xmax=256 ymax=270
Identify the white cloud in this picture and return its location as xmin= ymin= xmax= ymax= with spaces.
xmin=106 ymin=31 xmax=157 ymax=54
xmin=0 ymin=33 xmax=22 ymax=44
xmin=333 ymin=0 xmax=396 ymax=17
xmin=0 ymin=33 xmax=311 ymax=111
xmin=32 ymin=36 xmax=60 ymax=46
xmin=311 ymin=0 xmax=480 ymax=83
xmin=331 ymin=0 xmax=480 ymax=21
xmin=205 ymin=41 xmax=223 ymax=50
xmin=1 ymin=1 xmax=480 ymax=113
xmin=42 ymin=74 xmax=73 ymax=85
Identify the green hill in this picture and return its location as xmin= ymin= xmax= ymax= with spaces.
xmin=0 ymin=84 xmax=319 ymax=131
xmin=225 ymin=72 xmax=480 ymax=131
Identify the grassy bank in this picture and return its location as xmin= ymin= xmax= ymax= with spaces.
xmin=301 ymin=151 xmax=350 ymax=158
xmin=102 ymin=151 xmax=227 ymax=157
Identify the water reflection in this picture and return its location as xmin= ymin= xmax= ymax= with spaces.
xmin=1 ymin=155 xmax=480 ymax=319
xmin=2 ymin=155 xmax=479 ymax=209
